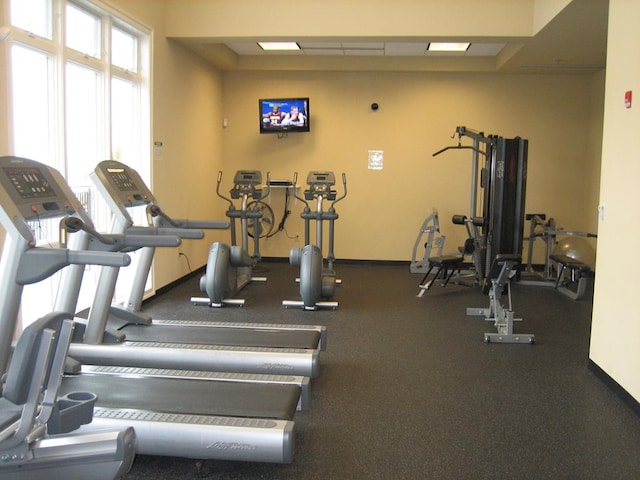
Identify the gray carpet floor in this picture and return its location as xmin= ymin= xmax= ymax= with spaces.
xmin=121 ymin=260 xmax=640 ymax=479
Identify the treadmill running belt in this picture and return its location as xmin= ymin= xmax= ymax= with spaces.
xmin=117 ymin=324 xmax=321 ymax=349
xmin=59 ymin=374 xmax=299 ymax=420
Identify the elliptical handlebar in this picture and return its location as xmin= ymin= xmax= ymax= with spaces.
xmin=259 ymin=172 xmax=272 ymax=202
xmin=330 ymin=172 xmax=347 ymax=209
xmin=291 ymin=172 xmax=310 ymax=209
xmin=215 ymin=171 xmax=234 ymax=209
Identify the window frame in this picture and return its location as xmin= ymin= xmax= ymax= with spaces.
xmin=2 ymin=0 xmax=153 ymax=325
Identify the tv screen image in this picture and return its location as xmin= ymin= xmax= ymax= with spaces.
xmin=259 ymin=98 xmax=309 ymax=134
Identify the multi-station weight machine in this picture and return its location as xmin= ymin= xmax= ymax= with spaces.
xmin=416 ymin=126 xmax=528 ymax=292
xmin=414 ymin=126 xmax=532 ymax=343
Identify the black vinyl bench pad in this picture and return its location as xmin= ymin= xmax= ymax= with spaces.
xmin=549 ymin=254 xmax=591 ymax=272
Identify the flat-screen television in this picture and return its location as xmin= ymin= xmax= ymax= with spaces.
xmin=259 ymin=98 xmax=310 ymax=134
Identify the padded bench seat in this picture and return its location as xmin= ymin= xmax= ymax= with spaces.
xmin=548 ymin=254 xmax=591 ymax=300
xmin=549 ymin=254 xmax=591 ymax=273
xmin=417 ymin=255 xmax=463 ymax=296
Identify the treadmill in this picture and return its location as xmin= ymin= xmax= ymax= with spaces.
xmin=116 ymin=164 xmax=327 ymax=350
xmin=89 ymin=160 xmax=326 ymax=350
xmin=54 ymin=160 xmax=322 ymax=379
xmin=52 ymin=176 xmax=310 ymax=410
xmin=0 ymin=156 xmax=299 ymax=463
xmin=0 ymin=311 xmax=136 ymax=479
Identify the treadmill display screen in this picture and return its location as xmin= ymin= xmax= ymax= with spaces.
xmin=3 ymin=166 xmax=56 ymax=199
xmin=106 ymin=168 xmax=138 ymax=191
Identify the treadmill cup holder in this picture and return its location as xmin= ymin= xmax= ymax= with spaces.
xmin=48 ymin=391 xmax=98 ymax=434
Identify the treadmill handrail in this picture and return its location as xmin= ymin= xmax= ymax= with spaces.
xmin=125 ymin=225 xmax=202 ymax=240
xmin=160 ymin=218 xmax=230 ymax=230
xmin=146 ymin=204 xmax=229 ymax=231
xmin=16 ymin=249 xmax=131 ymax=285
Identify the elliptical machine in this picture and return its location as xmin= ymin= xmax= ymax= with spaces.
xmin=192 ymin=170 xmax=271 ymax=307
xmin=283 ymin=171 xmax=347 ymax=310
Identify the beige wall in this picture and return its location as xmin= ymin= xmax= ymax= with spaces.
xmin=222 ymin=71 xmax=603 ymax=262
xmin=590 ymin=0 xmax=640 ymax=401
xmin=165 ymin=0 xmax=548 ymax=39
xmin=108 ymin=0 xmax=228 ymax=290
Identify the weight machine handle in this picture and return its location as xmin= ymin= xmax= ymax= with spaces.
xmin=452 ymin=215 xmax=467 ymax=225
xmin=432 ymin=145 xmax=485 ymax=157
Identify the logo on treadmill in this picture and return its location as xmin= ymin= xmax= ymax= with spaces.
xmin=207 ymin=442 xmax=257 ymax=452
xmin=262 ymin=363 xmax=294 ymax=371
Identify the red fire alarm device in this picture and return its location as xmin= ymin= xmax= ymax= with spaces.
xmin=625 ymin=90 xmax=632 ymax=108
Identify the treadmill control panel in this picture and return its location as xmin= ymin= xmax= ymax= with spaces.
xmin=4 ymin=166 xmax=56 ymax=199
xmin=0 ymin=157 xmax=75 ymax=222
xmin=106 ymin=167 xmax=139 ymax=192
xmin=92 ymin=161 xmax=154 ymax=208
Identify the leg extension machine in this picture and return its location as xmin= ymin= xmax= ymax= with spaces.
xmin=466 ymin=254 xmax=535 ymax=344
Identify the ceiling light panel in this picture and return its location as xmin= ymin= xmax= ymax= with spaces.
xmin=427 ymin=42 xmax=470 ymax=52
xmin=258 ymin=42 xmax=300 ymax=51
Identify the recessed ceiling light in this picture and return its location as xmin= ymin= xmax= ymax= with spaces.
xmin=427 ymin=42 xmax=470 ymax=52
xmin=258 ymin=42 xmax=301 ymax=51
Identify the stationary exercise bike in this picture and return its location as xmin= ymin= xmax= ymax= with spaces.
xmin=283 ymin=171 xmax=347 ymax=310
xmin=192 ymin=170 xmax=271 ymax=307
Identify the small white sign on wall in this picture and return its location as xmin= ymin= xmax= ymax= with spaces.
xmin=153 ymin=141 xmax=163 ymax=161
xmin=368 ymin=150 xmax=384 ymax=170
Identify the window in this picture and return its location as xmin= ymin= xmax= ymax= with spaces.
xmin=10 ymin=0 xmax=52 ymax=39
xmin=4 ymin=0 xmax=152 ymax=328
